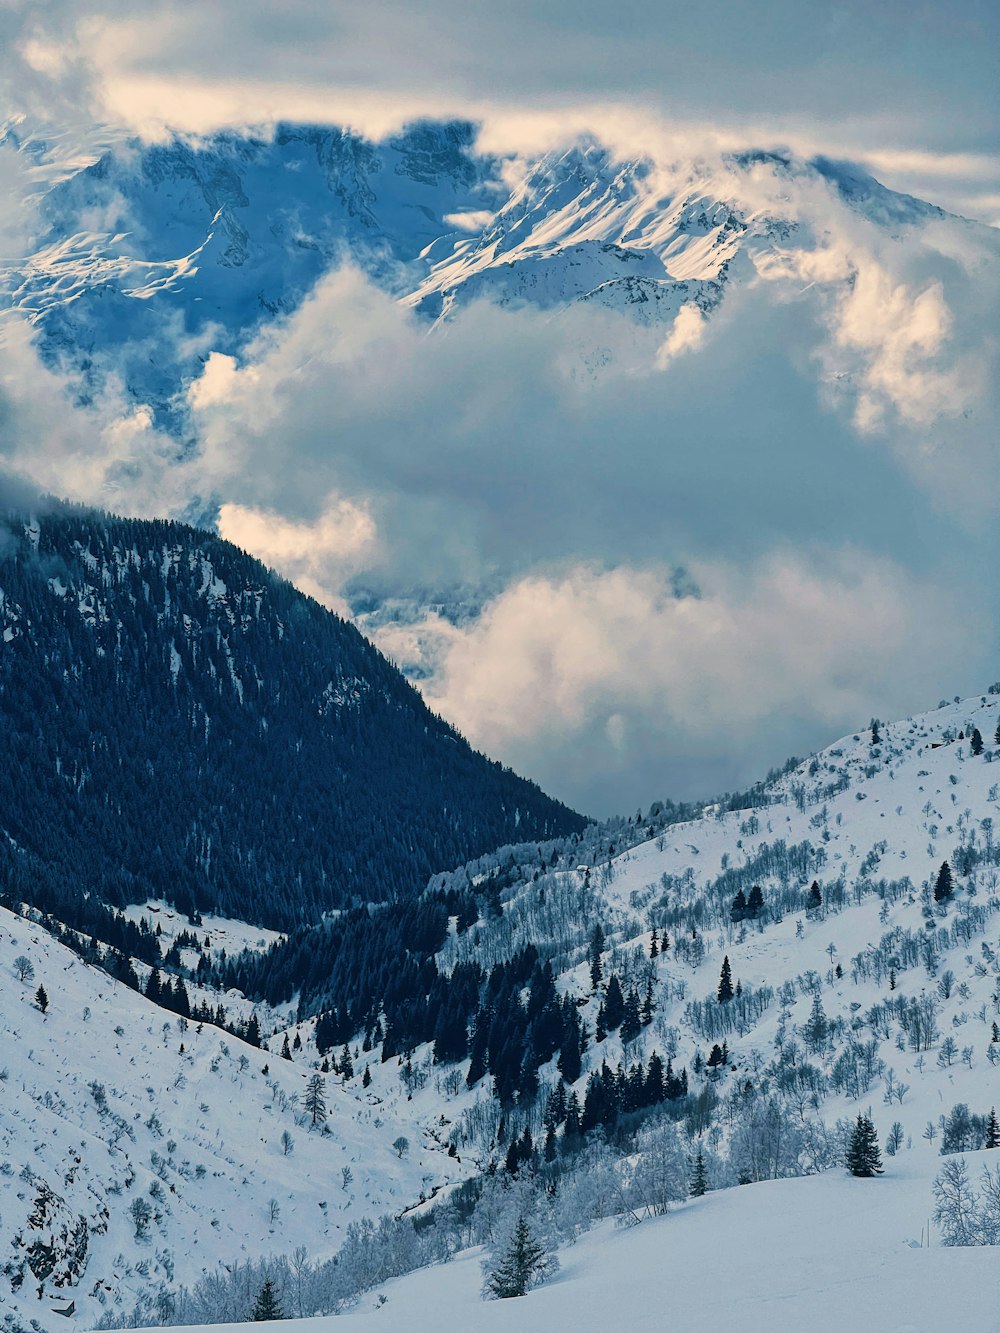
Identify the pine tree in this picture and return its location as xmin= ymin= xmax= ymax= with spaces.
xmin=589 ymin=924 xmax=605 ymax=990
xmin=845 ymin=1113 xmax=883 ymax=1177
xmin=971 ymin=728 xmax=984 ymax=756
xmin=649 ymin=927 xmax=659 ymax=959
xmin=806 ymin=881 xmax=822 ymax=911
xmin=485 ymin=1216 xmax=551 ymax=1299
xmin=34 ymin=984 xmax=49 ymax=1014
xmin=303 ymin=1073 xmax=327 ymax=1127
xmin=620 ymin=990 xmax=642 ymax=1044
xmin=251 ymin=1279 xmax=283 ymax=1321
xmin=934 ymin=861 xmax=954 ymax=902
xmin=689 ymin=1150 xmax=708 ymax=1198
xmin=747 ymin=884 xmax=764 ymax=919
xmin=730 ymin=889 xmax=747 ymax=923
xmin=281 ymin=1033 xmax=292 ymax=1060
xmin=603 ymin=974 xmax=625 ymax=1030
xmin=717 ymin=955 xmax=734 ymax=1004
xmin=987 ymin=1108 xmax=1000 ymax=1149
xmin=870 ymin=718 xmax=880 ymax=745
xmin=803 ymin=994 xmax=828 ymax=1053
xmin=640 ymin=975 xmax=655 ymax=1026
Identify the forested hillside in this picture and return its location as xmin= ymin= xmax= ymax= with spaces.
xmin=0 ymin=504 xmax=584 ymax=930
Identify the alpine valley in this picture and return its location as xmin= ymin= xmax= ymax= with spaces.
xmin=2 ymin=113 xmax=1000 ymax=1333
xmin=2 ymin=502 xmax=1000 ymax=1330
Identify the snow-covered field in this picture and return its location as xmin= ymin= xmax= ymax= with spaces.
xmin=134 ymin=1158 xmax=999 ymax=1332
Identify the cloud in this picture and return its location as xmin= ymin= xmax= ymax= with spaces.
xmin=1 ymin=129 xmax=997 ymax=811
xmin=656 ymin=304 xmax=706 ymax=367
xmin=217 ymin=497 xmax=378 ymax=614
xmin=399 ymin=554 xmax=982 ymax=812
xmin=2 ymin=3 xmax=997 ymax=220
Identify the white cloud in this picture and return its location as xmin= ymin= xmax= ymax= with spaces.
xmin=402 ymin=554 xmax=982 ymax=811
xmin=656 ymin=304 xmax=705 ymax=367
xmin=217 ymin=497 xmax=378 ymax=613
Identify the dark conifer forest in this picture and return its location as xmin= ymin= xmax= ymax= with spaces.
xmin=0 ymin=504 xmax=584 ymax=932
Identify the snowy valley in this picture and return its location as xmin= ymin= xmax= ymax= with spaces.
xmin=5 ymin=661 xmax=1000 ymax=1329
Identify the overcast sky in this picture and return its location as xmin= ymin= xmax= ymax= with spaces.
xmin=1 ymin=1 xmax=999 ymax=815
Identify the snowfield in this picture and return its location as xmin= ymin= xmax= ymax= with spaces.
xmin=134 ymin=1161 xmax=998 ymax=1332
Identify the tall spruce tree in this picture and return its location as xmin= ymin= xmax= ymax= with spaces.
xmin=689 ymin=1150 xmax=708 ymax=1198
xmin=251 ymin=1279 xmax=283 ymax=1321
xmin=846 ymin=1113 xmax=884 ymax=1177
xmin=717 ymin=955 xmax=734 ymax=1004
xmin=485 ymin=1216 xmax=551 ymax=1299
xmin=934 ymin=860 xmax=954 ymax=902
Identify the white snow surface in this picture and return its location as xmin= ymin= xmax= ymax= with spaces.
xmin=133 ymin=1161 xmax=998 ymax=1331
xmin=0 ymin=908 xmax=469 ymax=1333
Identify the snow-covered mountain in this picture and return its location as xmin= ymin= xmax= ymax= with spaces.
xmin=1 ymin=116 xmax=991 ymax=433
xmin=5 ymin=676 xmax=1000 ymax=1329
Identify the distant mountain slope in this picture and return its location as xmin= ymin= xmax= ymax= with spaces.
xmin=0 ymin=504 xmax=584 ymax=929
xmin=2 ymin=118 xmax=990 ymax=432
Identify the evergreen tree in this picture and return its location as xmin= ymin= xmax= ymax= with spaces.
xmin=281 ymin=1033 xmax=292 ymax=1060
xmin=34 ymin=984 xmax=49 ymax=1014
xmin=934 ymin=860 xmax=954 ymax=903
xmin=717 ymin=955 xmax=734 ymax=1004
xmin=987 ymin=1108 xmax=1000 ymax=1149
xmin=649 ymin=927 xmax=659 ymax=959
xmin=806 ymin=880 xmax=822 ymax=911
xmin=971 ymin=728 xmax=984 ymax=757
xmin=689 ymin=1150 xmax=708 ymax=1198
xmin=870 ymin=718 xmax=880 ymax=745
xmin=746 ymin=884 xmax=765 ymax=919
xmin=251 ymin=1279 xmax=283 ymax=1321
xmin=485 ymin=1216 xmax=551 ymax=1299
xmin=603 ymin=974 xmax=625 ymax=1030
xmin=640 ymin=975 xmax=655 ymax=1027
xmin=803 ymin=995 xmax=828 ymax=1052
xmin=303 ymin=1073 xmax=327 ymax=1127
xmin=730 ymin=889 xmax=747 ymax=923
xmin=620 ymin=990 xmax=642 ymax=1044
xmin=589 ymin=924 xmax=605 ymax=990
xmin=845 ymin=1113 xmax=883 ymax=1177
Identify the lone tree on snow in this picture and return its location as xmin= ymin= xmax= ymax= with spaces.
xmin=934 ymin=860 xmax=954 ymax=903
xmin=13 ymin=955 xmax=34 ymax=982
xmin=689 ymin=1150 xmax=708 ymax=1198
xmin=717 ymin=955 xmax=734 ymax=1004
xmin=303 ymin=1073 xmax=327 ymax=1127
xmin=846 ymin=1113 xmax=883 ymax=1177
xmin=251 ymin=1279 xmax=283 ymax=1321
xmin=34 ymin=985 xmax=49 ymax=1014
xmin=485 ymin=1216 xmax=554 ymax=1299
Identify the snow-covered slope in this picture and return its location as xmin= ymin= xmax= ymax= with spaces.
xmin=255 ymin=1159 xmax=996 ymax=1332
xmin=2 ymin=117 xmax=993 ymax=429
xmin=0 ymin=906 xmax=468 ymax=1333
xmin=6 ymin=683 xmax=1000 ymax=1331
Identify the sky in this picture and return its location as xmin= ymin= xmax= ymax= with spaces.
xmin=0 ymin=1 xmax=998 ymax=816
